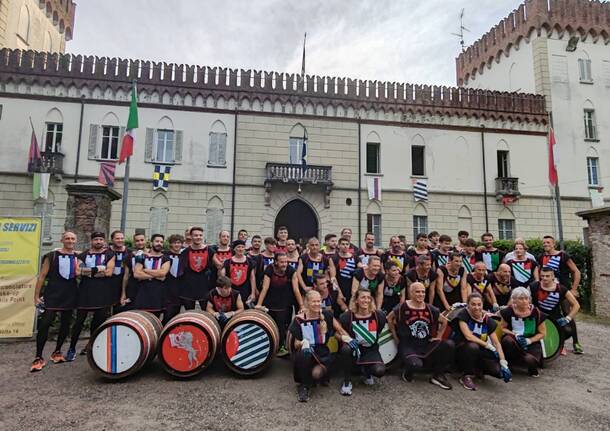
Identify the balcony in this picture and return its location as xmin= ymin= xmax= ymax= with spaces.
xmin=264 ymin=163 xmax=333 ymax=207
xmin=495 ymin=177 xmax=520 ymax=201
xmin=37 ymin=151 xmax=65 ymax=176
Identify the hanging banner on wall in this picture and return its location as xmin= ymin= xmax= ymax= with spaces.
xmin=0 ymin=217 xmax=41 ymax=338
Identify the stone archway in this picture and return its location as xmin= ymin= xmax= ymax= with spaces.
xmin=274 ymin=199 xmax=319 ymax=247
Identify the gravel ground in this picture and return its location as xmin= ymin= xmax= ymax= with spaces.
xmin=0 ymin=317 xmax=609 ymax=431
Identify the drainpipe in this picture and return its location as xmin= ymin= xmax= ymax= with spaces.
xmin=73 ymin=95 xmax=86 ymax=183
xmin=481 ymin=125 xmax=489 ymax=232
xmin=230 ymin=109 xmax=238 ymax=238
xmin=357 ymin=119 xmax=362 ymax=246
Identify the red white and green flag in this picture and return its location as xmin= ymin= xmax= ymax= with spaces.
xmin=118 ymin=82 xmax=139 ymax=164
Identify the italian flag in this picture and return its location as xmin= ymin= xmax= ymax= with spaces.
xmin=118 ymin=81 xmax=139 ymax=164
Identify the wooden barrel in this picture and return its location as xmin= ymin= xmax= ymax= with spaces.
xmin=158 ymin=310 xmax=221 ymax=378
xmin=220 ymin=309 xmax=279 ymax=376
xmin=88 ymin=310 xmax=162 ymax=379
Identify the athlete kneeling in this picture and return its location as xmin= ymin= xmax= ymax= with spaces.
xmin=452 ymin=292 xmax=511 ymax=390
xmin=388 ymin=282 xmax=454 ymax=390
xmin=337 ymin=288 xmax=386 ymax=395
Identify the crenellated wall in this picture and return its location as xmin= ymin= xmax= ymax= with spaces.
xmin=0 ymin=48 xmax=548 ymax=125
xmin=456 ymin=0 xmax=610 ymax=85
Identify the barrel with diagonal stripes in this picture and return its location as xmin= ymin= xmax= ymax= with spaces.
xmin=221 ymin=309 xmax=279 ymax=376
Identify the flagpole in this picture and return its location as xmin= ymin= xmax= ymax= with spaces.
xmin=549 ymin=112 xmax=564 ymax=249
xmin=120 ymin=157 xmax=129 ymax=232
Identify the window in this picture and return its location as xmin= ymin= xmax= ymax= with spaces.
xmin=366 ymin=142 xmax=380 ymax=174
xmin=155 ymin=129 xmax=175 ymax=163
xmin=411 ymin=145 xmax=425 ymax=176
xmin=584 ymin=110 xmax=597 ymax=140
xmin=587 ymin=157 xmax=600 ymax=187
xmin=44 ymin=123 xmax=63 ymax=153
xmin=497 ymin=150 xmax=510 ymax=178
xmin=413 ymin=215 xmax=428 ymax=241
xmin=206 ymin=208 xmax=223 ymax=242
xmin=17 ymin=5 xmax=30 ymax=43
xmin=498 ymin=219 xmax=515 ymax=240
xmin=367 ymin=214 xmax=382 ymax=247
xmin=100 ymin=126 xmax=120 ymax=160
xmin=208 ymin=133 xmax=227 ymax=166
xmin=289 ymin=137 xmax=304 ymax=164
xmin=578 ymin=58 xmax=593 ymax=83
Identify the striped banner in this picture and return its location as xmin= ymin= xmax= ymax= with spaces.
xmin=413 ymin=179 xmax=428 ymax=202
xmin=367 ymin=176 xmax=382 ymax=201
xmin=98 ymin=161 xmax=116 ymax=187
xmin=225 ymin=323 xmax=270 ymax=370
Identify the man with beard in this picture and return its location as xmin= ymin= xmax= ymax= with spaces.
xmin=435 ymin=252 xmax=467 ymax=312
xmin=120 ymin=232 xmax=147 ymax=310
xmin=465 ymin=261 xmax=498 ymax=311
xmin=66 ymin=232 xmax=115 ymax=361
xmin=331 ymin=237 xmax=357 ymax=303
xmin=405 ymin=255 xmax=438 ymax=305
xmin=134 ymin=234 xmax=171 ymax=317
xmin=358 ymin=232 xmax=382 ymax=268
xmin=382 ymin=236 xmax=408 ymax=274
xmin=406 ymin=233 xmax=431 ymax=270
xmin=286 ymin=239 xmax=300 ymax=270
xmin=179 ymin=226 xmax=215 ymax=310
xmin=109 ymin=230 xmax=129 ymax=313
xmin=475 ymin=232 xmax=505 ymax=272
xmin=431 ymin=235 xmax=453 ymax=270
xmin=488 ymin=263 xmax=513 ymax=307
xmin=297 ymin=237 xmax=335 ymax=294
xmin=248 ymin=235 xmax=262 ymax=258
xmin=257 ymin=253 xmax=302 ymax=357
xmin=31 ymin=231 xmax=80 ymax=371
xmin=254 ymin=237 xmax=277 ymax=291
xmin=275 ymin=226 xmax=289 ymax=254
xmin=323 ymin=233 xmax=338 ymax=257
xmin=455 ymin=230 xmax=469 ymax=253
xmin=163 ymin=234 xmax=184 ymax=324
xmin=222 ymin=239 xmax=257 ymax=306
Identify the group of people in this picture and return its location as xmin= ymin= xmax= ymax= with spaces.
xmin=32 ymin=225 xmax=584 ymax=403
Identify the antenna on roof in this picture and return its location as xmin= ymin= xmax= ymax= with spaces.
xmin=451 ymin=8 xmax=470 ymax=52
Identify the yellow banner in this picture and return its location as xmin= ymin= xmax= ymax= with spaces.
xmin=0 ymin=218 xmax=42 ymax=278
xmin=0 ymin=276 xmax=36 ymax=337
xmin=0 ymin=217 xmax=41 ymax=338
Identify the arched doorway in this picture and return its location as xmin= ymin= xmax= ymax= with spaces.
xmin=274 ymin=199 xmax=319 ymax=247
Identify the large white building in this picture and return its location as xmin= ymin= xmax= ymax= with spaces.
xmin=457 ymin=0 xmax=609 ymax=205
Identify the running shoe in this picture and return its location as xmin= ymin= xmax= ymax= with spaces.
xmin=560 ymin=347 xmax=568 ymax=356
xmin=65 ymin=347 xmax=76 ymax=362
xmin=340 ymin=381 xmax=353 ymax=396
xmin=401 ymin=369 xmax=414 ymax=383
xmin=276 ymin=346 xmax=290 ymax=358
xmin=528 ymin=369 xmax=540 ymax=378
xmin=50 ymin=351 xmax=65 ymax=364
xmin=362 ymin=375 xmax=375 ymax=386
xmin=430 ymin=374 xmax=452 ymax=390
xmin=573 ymin=343 xmax=584 ymax=355
xmin=459 ymin=375 xmax=476 ymax=391
xmin=297 ymin=385 xmax=310 ymax=402
xmin=30 ymin=357 xmax=46 ymax=372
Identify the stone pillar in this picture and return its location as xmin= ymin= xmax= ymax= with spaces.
xmin=64 ymin=181 xmax=122 ymax=250
xmin=576 ymin=206 xmax=610 ymax=319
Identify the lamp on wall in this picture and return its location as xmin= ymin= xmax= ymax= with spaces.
xmin=566 ymin=36 xmax=579 ymax=52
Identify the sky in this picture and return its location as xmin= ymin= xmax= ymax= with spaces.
xmin=67 ymin=0 xmax=525 ymax=87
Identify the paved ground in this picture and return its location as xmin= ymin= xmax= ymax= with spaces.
xmin=0 ymin=316 xmax=609 ymax=431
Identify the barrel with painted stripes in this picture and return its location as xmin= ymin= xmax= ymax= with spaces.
xmin=158 ymin=310 xmax=221 ymax=378
xmin=87 ymin=310 xmax=163 ymax=379
xmin=221 ymin=309 xmax=279 ymax=376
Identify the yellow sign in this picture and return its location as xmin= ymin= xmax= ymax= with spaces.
xmin=0 ymin=218 xmax=41 ymax=278
xmin=0 ymin=276 xmax=37 ymax=337
xmin=0 ymin=217 xmax=41 ymax=338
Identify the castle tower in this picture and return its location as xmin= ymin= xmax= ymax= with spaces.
xmin=0 ymin=0 xmax=76 ymax=53
xmin=456 ymin=0 xmax=609 ymax=207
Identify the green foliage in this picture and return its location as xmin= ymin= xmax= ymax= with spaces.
xmin=491 ymin=238 xmax=592 ymax=311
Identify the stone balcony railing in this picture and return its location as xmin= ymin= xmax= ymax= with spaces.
xmin=495 ymin=177 xmax=520 ymax=199
xmin=264 ymin=163 xmax=333 ymax=207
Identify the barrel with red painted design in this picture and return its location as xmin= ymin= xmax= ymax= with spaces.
xmin=221 ymin=309 xmax=279 ymax=376
xmin=87 ymin=310 xmax=162 ymax=379
xmin=158 ymin=310 xmax=221 ymax=378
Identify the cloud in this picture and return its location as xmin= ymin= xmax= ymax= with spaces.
xmin=68 ymin=0 xmax=524 ymax=86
